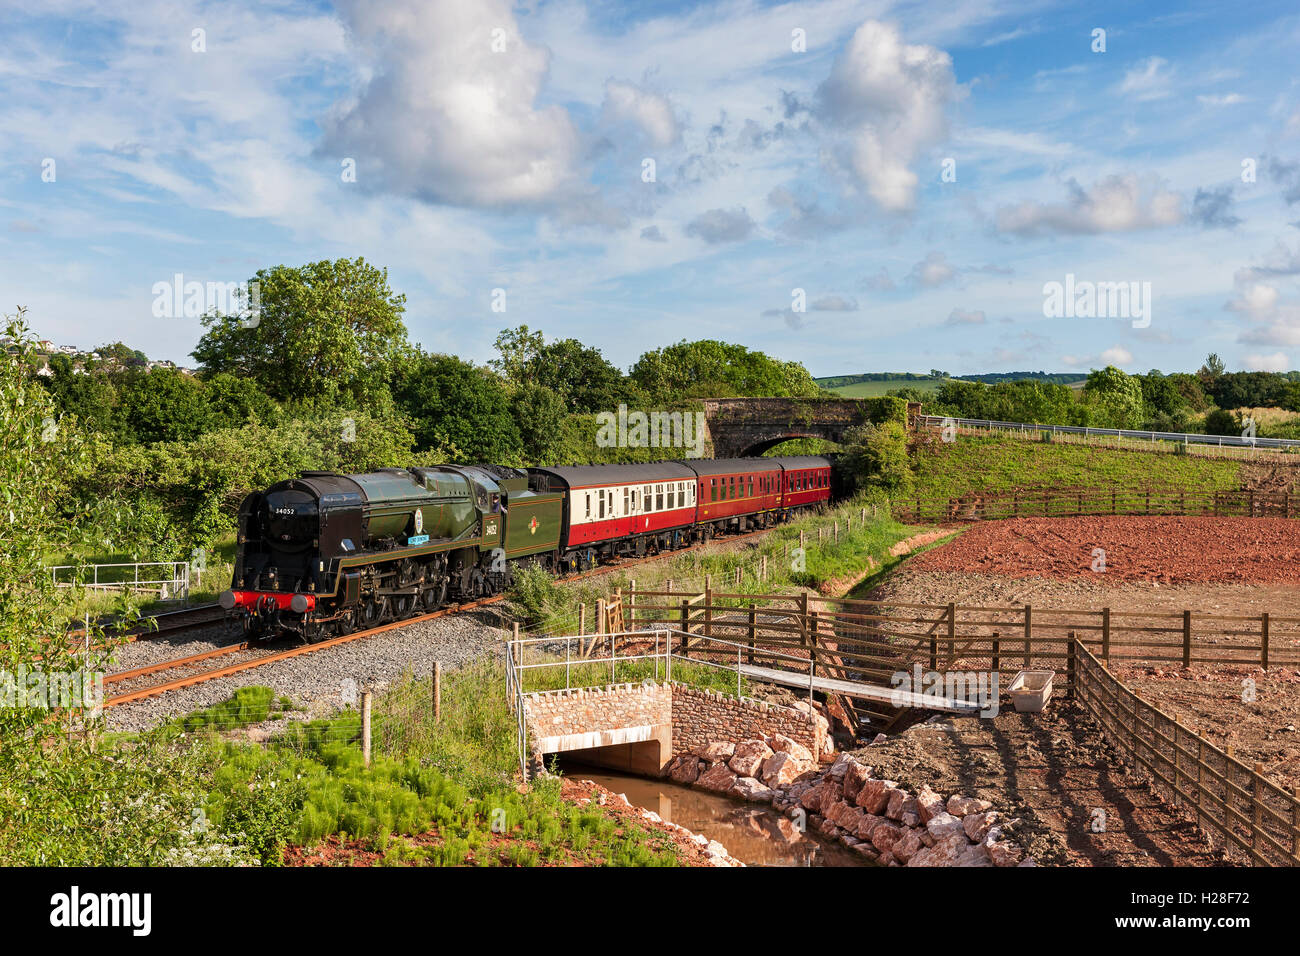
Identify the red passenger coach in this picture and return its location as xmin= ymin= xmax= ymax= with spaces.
xmin=772 ymin=456 xmax=833 ymax=510
xmin=689 ymin=457 xmax=783 ymax=533
xmin=528 ymin=462 xmax=699 ymax=566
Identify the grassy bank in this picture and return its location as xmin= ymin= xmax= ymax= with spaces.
xmin=506 ymin=497 xmax=930 ymax=632
xmin=83 ymin=661 xmax=691 ymax=867
xmin=908 ymin=434 xmax=1245 ymax=501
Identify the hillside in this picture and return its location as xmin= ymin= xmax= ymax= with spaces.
xmin=907 ymin=434 xmax=1246 ymax=501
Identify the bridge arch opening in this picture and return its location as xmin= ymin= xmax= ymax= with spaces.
xmin=739 ymin=435 xmax=843 ymax=457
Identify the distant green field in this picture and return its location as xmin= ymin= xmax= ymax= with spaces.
xmin=824 ymin=379 xmax=945 ymax=398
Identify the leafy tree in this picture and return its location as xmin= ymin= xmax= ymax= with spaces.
xmin=1197 ymin=352 xmax=1225 ymax=387
xmin=114 ymin=368 xmax=213 ymax=444
xmin=841 ymin=421 xmax=911 ymax=493
xmin=1206 ymin=371 xmax=1291 ymax=410
xmin=630 ymin=339 xmax=820 ymax=400
xmin=191 ymin=258 xmax=407 ymax=405
xmin=491 ymin=325 xmax=628 ymax=413
xmin=42 ymin=354 xmax=120 ymax=434
xmin=1203 ymin=408 xmax=1239 ymax=437
xmin=95 ymin=341 xmax=148 ymax=368
xmin=1166 ymin=372 xmax=1210 ymax=413
xmin=512 ymin=382 xmax=568 ymax=464
xmin=203 ymin=372 xmax=279 ymax=428
xmin=393 ymin=352 xmax=521 ymax=462
xmin=1081 ymin=366 xmax=1148 ymax=429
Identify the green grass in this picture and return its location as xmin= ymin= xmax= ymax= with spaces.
xmin=188 ymin=668 xmax=685 ymax=866
xmin=908 ymin=434 xmax=1245 ymax=501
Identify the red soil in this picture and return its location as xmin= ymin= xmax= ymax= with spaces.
xmin=911 ymin=516 xmax=1300 ymax=585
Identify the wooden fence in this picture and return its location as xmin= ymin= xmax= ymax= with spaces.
xmin=628 ymin=584 xmax=1300 ymax=677
xmin=892 ymin=485 xmax=1299 ymax=524
xmin=1072 ymin=639 xmax=1300 ymax=867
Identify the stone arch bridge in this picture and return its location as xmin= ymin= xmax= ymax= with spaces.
xmin=701 ymin=398 xmax=917 ymax=458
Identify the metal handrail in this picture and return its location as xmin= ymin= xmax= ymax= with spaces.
xmin=47 ymin=561 xmax=191 ymax=598
xmin=919 ymin=414 xmax=1300 ymax=451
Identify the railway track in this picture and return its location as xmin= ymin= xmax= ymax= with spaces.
xmin=103 ymin=520 xmax=790 ymax=708
xmin=68 ymin=602 xmax=227 ymax=646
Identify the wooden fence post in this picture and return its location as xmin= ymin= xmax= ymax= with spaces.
xmin=361 ymin=689 xmax=372 ymax=768
xmin=679 ymin=599 xmax=691 ymax=659
xmin=1253 ymin=764 xmax=1264 ymax=858
xmin=747 ymin=604 xmax=756 ymax=664
xmin=433 ymin=662 xmax=441 ymax=723
xmin=1183 ymin=610 xmax=1192 ymax=669
xmin=799 ymin=592 xmax=810 ymax=675
xmin=1067 ymin=633 xmax=1076 ymax=697
xmin=704 ymin=579 xmax=713 ymax=640
xmin=1292 ymin=786 xmax=1300 ymax=864
xmin=579 ymin=603 xmax=586 ymax=635
xmin=945 ymin=602 xmax=956 ymax=668
xmin=1262 ymin=613 xmax=1270 ymax=670
xmin=1102 ymin=607 xmax=1111 ymax=664
xmin=1023 ymin=604 xmax=1032 ymax=668
xmin=991 ymin=632 xmax=1000 ymax=675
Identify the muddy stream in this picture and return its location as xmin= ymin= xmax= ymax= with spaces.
xmin=560 ymin=761 xmax=868 ymax=866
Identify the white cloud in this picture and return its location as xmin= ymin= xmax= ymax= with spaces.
xmin=1060 ymin=347 xmax=1134 ymax=369
xmin=320 ymin=0 xmax=579 ymax=207
xmin=1227 ymin=242 xmax=1300 ymax=347
xmin=601 ymin=80 xmax=680 ymax=147
xmin=685 ymin=207 xmax=755 ymax=244
xmin=909 ymin=251 xmax=957 ymax=287
xmin=1119 ymin=56 xmax=1173 ymax=101
xmin=1197 ymin=93 xmax=1244 ymax=106
xmin=946 ymin=308 xmax=986 ymax=325
xmin=996 ymin=174 xmax=1185 ymax=236
xmin=1242 ymin=351 xmax=1291 ymax=372
xmin=816 ymin=20 xmax=957 ymax=212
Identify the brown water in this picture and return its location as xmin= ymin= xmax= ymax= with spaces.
xmin=561 ymin=761 xmax=868 ymax=867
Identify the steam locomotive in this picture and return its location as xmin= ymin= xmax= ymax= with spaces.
xmin=220 ymin=456 xmax=832 ymax=642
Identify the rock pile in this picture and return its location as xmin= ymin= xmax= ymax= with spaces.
xmin=664 ymin=738 xmax=1035 ymax=867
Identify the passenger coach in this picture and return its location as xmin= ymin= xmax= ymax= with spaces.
xmin=527 ymin=462 xmax=700 ymax=568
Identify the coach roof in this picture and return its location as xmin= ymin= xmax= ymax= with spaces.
xmin=681 ymin=457 xmax=781 ymax=477
xmin=768 ymin=455 xmax=833 ymax=470
xmin=528 ymin=462 xmax=697 ymax=488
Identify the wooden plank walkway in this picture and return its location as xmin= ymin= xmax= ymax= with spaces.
xmin=734 ymin=662 xmax=982 ymax=714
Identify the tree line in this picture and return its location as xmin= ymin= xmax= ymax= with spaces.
xmin=29 ymin=257 xmax=824 ymax=558
xmin=889 ymin=356 xmax=1300 ymax=437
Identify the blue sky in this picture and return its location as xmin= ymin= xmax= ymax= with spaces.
xmin=3 ymin=0 xmax=1300 ymax=377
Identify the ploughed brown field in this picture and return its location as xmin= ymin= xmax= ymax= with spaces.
xmin=909 ymin=515 xmax=1300 ymax=585
xmin=867 ymin=515 xmax=1300 ymax=851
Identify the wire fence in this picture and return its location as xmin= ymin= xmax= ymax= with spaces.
xmin=918 ymin=414 xmax=1300 ymax=454
xmin=893 ymin=485 xmax=1300 ymax=523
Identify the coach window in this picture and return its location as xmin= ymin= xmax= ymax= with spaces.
xmin=655 ymin=484 xmax=664 ymax=510
xmin=624 ymin=488 xmax=630 ymax=514
xmin=585 ymin=492 xmax=592 ymax=518
xmin=710 ymin=479 xmax=717 ymax=502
